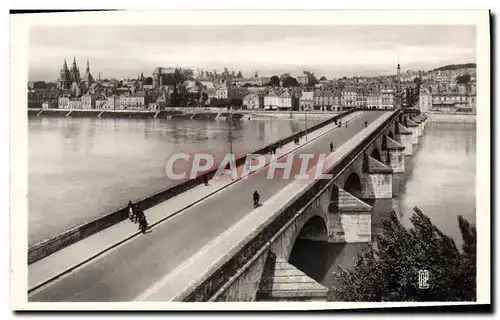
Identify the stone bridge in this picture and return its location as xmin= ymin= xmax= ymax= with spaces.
xmin=174 ymin=110 xmax=428 ymax=302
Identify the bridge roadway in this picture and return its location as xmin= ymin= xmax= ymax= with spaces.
xmin=29 ymin=111 xmax=386 ymax=302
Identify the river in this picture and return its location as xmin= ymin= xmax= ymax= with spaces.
xmin=28 ymin=116 xmax=323 ymax=245
xmin=288 ymin=121 xmax=477 ymax=299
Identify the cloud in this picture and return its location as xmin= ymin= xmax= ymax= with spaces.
xmin=28 ymin=25 xmax=476 ymax=81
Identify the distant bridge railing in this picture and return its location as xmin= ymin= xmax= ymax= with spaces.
xmin=28 ymin=108 xmax=361 ymax=265
xmin=180 ymin=109 xmax=401 ymax=302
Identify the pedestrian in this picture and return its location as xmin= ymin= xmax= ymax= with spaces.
xmin=330 ymin=142 xmax=334 ymax=153
xmin=127 ymin=201 xmax=135 ymax=222
xmin=202 ymin=175 xmax=209 ymax=186
xmin=364 ymin=121 xmax=367 ymax=128
xmin=137 ymin=208 xmax=148 ymax=233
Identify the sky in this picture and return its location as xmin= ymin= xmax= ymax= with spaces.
xmin=28 ymin=25 xmax=476 ymax=82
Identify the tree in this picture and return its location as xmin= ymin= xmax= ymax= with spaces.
xmin=456 ymin=74 xmax=471 ymax=84
xmin=144 ymin=77 xmax=153 ymax=85
xmin=320 ymin=76 xmax=327 ymax=81
xmin=280 ymin=73 xmax=291 ymax=81
xmin=303 ymin=70 xmax=319 ymax=87
xmin=201 ymin=92 xmax=209 ymax=106
xmin=331 ymin=208 xmax=476 ymax=302
xmin=308 ymin=76 xmax=319 ymax=87
xmin=237 ymin=70 xmax=244 ymax=78
xmin=282 ymin=76 xmax=299 ymax=88
xmin=182 ymin=68 xmax=194 ymax=80
xmin=267 ymin=75 xmax=280 ymax=87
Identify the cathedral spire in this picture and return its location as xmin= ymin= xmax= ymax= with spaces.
xmin=86 ymin=57 xmax=90 ymax=72
xmin=397 ymin=61 xmax=401 ymax=94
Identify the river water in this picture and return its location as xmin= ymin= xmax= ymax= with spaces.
xmin=288 ymin=122 xmax=477 ymax=299
xmin=28 ymin=116 xmax=323 ymax=245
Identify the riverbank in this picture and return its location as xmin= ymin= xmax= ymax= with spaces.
xmin=27 ymin=108 xmax=246 ymax=120
xmin=426 ymin=111 xmax=476 ymax=123
xmin=28 ymin=108 xmax=341 ymax=121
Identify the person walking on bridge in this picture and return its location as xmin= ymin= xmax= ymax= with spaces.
xmin=136 ymin=207 xmax=149 ymax=234
xmin=128 ymin=201 xmax=136 ymax=223
xmin=330 ymin=142 xmax=334 ymax=153
xmin=253 ymin=190 xmax=260 ymax=207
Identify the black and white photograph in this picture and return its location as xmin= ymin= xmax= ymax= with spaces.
xmin=9 ymin=9 xmax=490 ymax=310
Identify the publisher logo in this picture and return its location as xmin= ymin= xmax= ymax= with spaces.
xmin=418 ymin=269 xmax=429 ymax=289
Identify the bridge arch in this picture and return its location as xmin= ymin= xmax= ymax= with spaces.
xmin=295 ymin=215 xmax=328 ymax=243
xmin=288 ymin=215 xmax=329 ymax=282
xmin=344 ymin=172 xmax=362 ymax=198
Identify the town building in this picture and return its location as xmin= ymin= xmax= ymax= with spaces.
xmin=215 ymin=85 xmax=228 ymax=100
xmin=431 ymin=93 xmax=470 ymax=111
xmin=58 ymin=96 xmax=70 ymax=109
xmin=95 ymin=99 xmax=107 ymax=109
xmin=356 ymin=88 xmax=368 ymax=108
xmin=243 ymin=93 xmax=260 ymax=109
xmin=418 ymin=88 xmax=432 ymax=113
xmin=297 ymin=76 xmax=308 ymax=86
xmin=380 ymin=87 xmax=395 ymax=110
xmin=68 ymin=97 xmax=82 ymax=109
xmin=81 ymin=93 xmax=96 ymax=109
xmin=367 ymin=91 xmax=381 ymax=109
xmin=341 ymin=86 xmax=357 ymax=110
xmin=278 ymin=90 xmax=292 ymax=109
xmin=299 ymin=91 xmax=314 ymax=111
xmin=264 ymin=92 xmax=279 ymax=110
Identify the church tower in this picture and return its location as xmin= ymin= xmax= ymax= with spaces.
xmin=70 ymin=57 xmax=81 ymax=83
xmin=57 ymin=58 xmax=72 ymax=91
xmin=394 ymin=62 xmax=402 ymax=109
xmin=81 ymin=58 xmax=94 ymax=93
xmin=397 ymin=63 xmax=401 ymax=94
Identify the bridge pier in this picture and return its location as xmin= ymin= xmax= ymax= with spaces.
xmin=411 ymin=116 xmax=424 ymax=137
xmin=419 ymin=115 xmax=428 ymax=134
xmin=328 ymin=185 xmax=372 ymax=243
xmin=405 ymin=118 xmax=420 ymax=144
xmin=361 ymin=155 xmax=393 ymax=199
xmin=396 ymin=123 xmax=413 ymax=155
xmin=384 ymin=136 xmax=405 ymax=173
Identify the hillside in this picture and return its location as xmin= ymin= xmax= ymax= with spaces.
xmin=433 ymin=63 xmax=476 ymax=71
